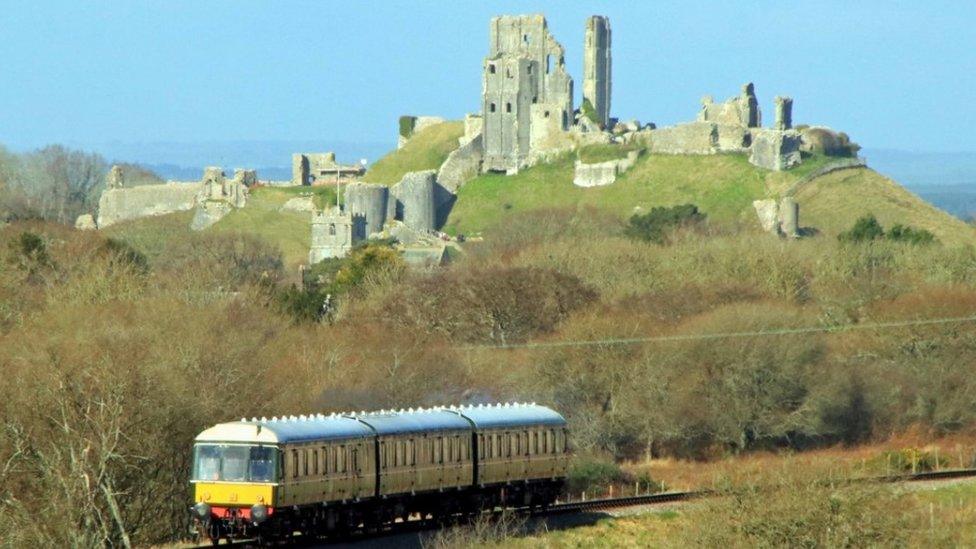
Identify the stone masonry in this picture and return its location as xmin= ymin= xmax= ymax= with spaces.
xmin=292 ymin=152 xmax=365 ymax=186
xmin=481 ymin=14 xmax=574 ymax=173
xmin=583 ymin=16 xmax=612 ymax=128
xmin=698 ymin=83 xmax=761 ymax=128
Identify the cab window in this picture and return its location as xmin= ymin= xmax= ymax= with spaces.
xmin=193 ymin=444 xmax=279 ymax=483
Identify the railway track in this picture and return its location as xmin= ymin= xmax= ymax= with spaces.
xmin=192 ymin=467 xmax=976 ymax=547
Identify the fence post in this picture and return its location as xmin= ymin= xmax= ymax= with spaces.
xmin=635 ymin=481 xmax=640 ymax=496
xmin=582 ymin=491 xmax=586 ymax=502
xmin=609 ymin=485 xmax=613 ymax=499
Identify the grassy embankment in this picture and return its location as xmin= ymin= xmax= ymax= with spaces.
xmin=363 ymin=120 xmax=464 ymax=184
xmin=446 ymin=147 xmax=975 ymax=245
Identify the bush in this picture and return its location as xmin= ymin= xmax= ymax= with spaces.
xmin=399 ymin=115 xmax=417 ymax=139
xmin=888 ymin=223 xmax=936 ymax=245
xmin=839 ymin=214 xmax=936 ymax=245
xmin=625 ymin=204 xmax=706 ymax=244
xmin=566 ymin=456 xmax=629 ymax=494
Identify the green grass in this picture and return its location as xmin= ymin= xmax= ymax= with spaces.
xmin=364 ymin=121 xmax=464 ymax=184
xmin=445 ymin=152 xmax=770 ymax=235
xmin=577 ymin=143 xmax=639 ymax=163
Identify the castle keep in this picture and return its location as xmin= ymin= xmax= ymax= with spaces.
xmin=481 ymin=15 xmax=574 ymax=173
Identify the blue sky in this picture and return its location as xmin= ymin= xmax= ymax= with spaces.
xmin=1 ymin=1 xmax=974 ymax=155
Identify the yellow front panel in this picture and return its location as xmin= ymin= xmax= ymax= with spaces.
xmin=194 ymin=482 xmax=275 ymax=507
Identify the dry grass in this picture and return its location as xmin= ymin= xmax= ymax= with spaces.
xmin=795 ymin=167 xmax=976 ymax=246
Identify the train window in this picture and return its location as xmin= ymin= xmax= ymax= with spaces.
xmin=407 ymin=439 xmax=415 ymax=466
xmin=352 ymin=447 xmax=359 ymax=472
xmin=313 ymin=449 xmax=319 ymax=476
xmin=461 ymin=438 xmax=468 ymax=461
xmin=339 ymin=445 xmax=346 ymax=473
xmin=433 ymin=437 xmax=441 ymax=464
xmin=291 ymin=449 xmax=298 ymax=478
xmin=546 ymin=430 xmax=554 ymax=454
xmin=453 ymin=436 xmax=460 ymax=462
xmin=478 ymin=435 xmax=485 ymax=459
xmin=303 ymin=449 xmax=309 ymax=477
xmin=556 ymin=431 xmax=565 ymax=454
xmin=563 ymin=428 xmax=571 ymax=453
xmin=380 ymin=442 xmax=387 ymax=470
xmin=493 ymin=434 xmax=500 ymax=458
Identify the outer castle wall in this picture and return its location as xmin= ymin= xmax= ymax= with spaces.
xmin=97 ymin=183 xmax=200 ymax=228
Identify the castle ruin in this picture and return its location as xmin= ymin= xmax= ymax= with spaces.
xmin=582 ymin=16 xmax=611 ymax=129
xmin=292 ymin=152 xmax=365 ymax=186
xmin=481 ymin=15 xmax=574 ymax=173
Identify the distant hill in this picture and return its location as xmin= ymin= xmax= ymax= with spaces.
xmin=864 ymin=149 xmax=976 ymax=220
xmin=82 ymin=139 xmax=391 ymax=182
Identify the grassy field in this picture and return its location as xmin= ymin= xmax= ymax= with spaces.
xmin=447 ymin=153 xmax=778 ymax=235
xmin=364 ymin=120 xmax=464 ymax=184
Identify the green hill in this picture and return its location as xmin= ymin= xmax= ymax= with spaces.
xmin=445 ymin=151 xmax=976 ymax=246
xmin=104 ymin=143 xmax=976 ymax=273
xmin=363 ymin=121 xmax=464 ymax=184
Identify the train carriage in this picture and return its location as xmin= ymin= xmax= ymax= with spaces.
xmin=189 ymin=403 xmax=570 ymax=545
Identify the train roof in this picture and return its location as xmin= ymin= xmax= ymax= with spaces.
xmin=194 ymin=415 xmax=374 ymax=445
xmin=352 ymin=409 xmax=471 ymax=435
xmin=456 ymin=403 xmax=567 ymax=429
xmin=193 ymin=403 xmax=566 ymax=444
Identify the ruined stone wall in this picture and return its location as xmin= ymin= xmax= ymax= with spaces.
xmin=749 ymin=129 xmax=802 ymax=171
xmin=96 ymin=183 xmax=200 ymax=228
xmin=572 ymin=150 xmax=639 ymax=188
xmin=698 ymin=83 xmax=761 ymax=128
xmin=461 ymin=114 xmax=483 ymax=145
xmin=437 ymin=134 xmax=483 ymax=192
xmin=643 ymin=123 xmax=719 ymax=155
xmin=583 ymin=16 xmax=611 ymax=128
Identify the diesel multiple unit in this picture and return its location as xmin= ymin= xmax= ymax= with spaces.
xmin=189 ymin=403 xmax=570 ymax=544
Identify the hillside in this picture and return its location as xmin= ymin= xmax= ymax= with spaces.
xmin=445 ymin=151 xmax=976 ymax=245
xmin=363 ymin=120 xmax=464 ymax=184
xmin=102 ymin=147 xmax=976 ymax=275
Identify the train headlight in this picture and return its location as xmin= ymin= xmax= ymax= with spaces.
xmin=191 ymin=502 xmax=211 ymax=521
xmin=250 ymin=503 xmax=269 ymax=524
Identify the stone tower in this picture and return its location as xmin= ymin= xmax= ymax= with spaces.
xmin=741 ymin=83 xmax=761 ymax=128
xmin=309 ymin=206 xmax=363 ymax=263
xmin=774 ymin=96 xmax=793 ymax=130
xmin=583 ymin=16 xmax=611 ymax=128
xmin=481 ymin=14 xmax=573 ymax=173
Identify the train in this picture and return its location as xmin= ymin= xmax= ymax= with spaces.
xmin=189 ymin=403 xmax=570 ymax=544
